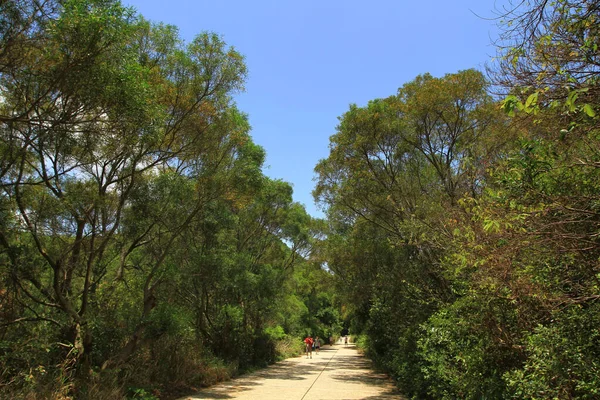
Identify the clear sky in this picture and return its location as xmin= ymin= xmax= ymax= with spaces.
xmin=123 ymin=0 xmax=505 ymax=218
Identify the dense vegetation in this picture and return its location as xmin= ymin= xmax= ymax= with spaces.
xmin=2 ymin=0 xmax=600 ymax=399
xmin=315 ymin=1 xmax=600 ymax=399
xmin=0 ymin=1 xmax=340 ymax=398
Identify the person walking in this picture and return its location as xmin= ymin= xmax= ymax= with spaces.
xmin=304 ymin=335 xmax=313 ymax=359
xmin=315 ymin=336 xmax=321 ymax=354
xmin=344 ymin=335 xmax=348 ymax=347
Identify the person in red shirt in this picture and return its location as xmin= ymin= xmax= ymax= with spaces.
xmin=304 ymin=335 xmax=313 ymax=359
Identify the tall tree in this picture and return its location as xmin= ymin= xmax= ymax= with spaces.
xmin=314 ymin=69 xmax=507 ymax=397
xmin=0 ymin=0 xmax=247 ymax=374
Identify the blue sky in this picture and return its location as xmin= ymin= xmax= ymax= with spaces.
xmin=123 ymin=0 xmax=505 ymax=218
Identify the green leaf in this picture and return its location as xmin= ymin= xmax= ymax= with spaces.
xmin=525 ymin=92 xmax=538 ymax=109
xmin=583 ymin=103 xmax=596 ymax=117
xmin=502 ymin=95 xmax=523 ymax=117
xmin=566 ymin=90 xmax=579 ymax=112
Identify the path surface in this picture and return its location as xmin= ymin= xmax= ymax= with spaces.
xmin=179 ymin=344 xmax=404 ymax=400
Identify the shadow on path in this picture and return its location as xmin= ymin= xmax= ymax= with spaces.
xmin=180 ymin=345 xmax=404 ymax=399
xmin=182 ymin=359 xmax=317 ymax=399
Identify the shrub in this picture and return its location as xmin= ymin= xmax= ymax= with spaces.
xmin=504 ymin=305 xmax=600 ymax=399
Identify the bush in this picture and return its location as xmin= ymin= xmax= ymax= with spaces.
xmin=418 ymin=294 xmax=522 ymax=400
xmin=504 ymin=305 xmax=600 ymax=399
xmin=274 ymin=335 xmax=304 ymax=360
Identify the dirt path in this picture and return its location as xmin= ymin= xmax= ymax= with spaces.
xmin=179 ymin=344 xmax=404 ymax=399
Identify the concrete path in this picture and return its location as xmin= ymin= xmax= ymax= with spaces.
xmin=179 ymin=344 xmax=404 ymax=400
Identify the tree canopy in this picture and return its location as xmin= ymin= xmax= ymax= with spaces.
xmin=314 ymin=1 xmax=600 ymax=399
xmin=2 ymin=1 xmax=600 ymax=399
xmin=0 ymin=1 xmax=339 ymax=398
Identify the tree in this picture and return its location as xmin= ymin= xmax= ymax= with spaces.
xmin=493 ymin=0 xmax=600 ymax=119
xmin=0 ymin=0 xmax=247 ymax=377
xmin=1 ymin=1 xmax=335 ymax=397
xmin=313 ymin=69 xmax=508 ymax=397
xmin=419 ymin=2 xmax=600 ymax=397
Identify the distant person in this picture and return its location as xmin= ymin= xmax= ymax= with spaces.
xmin=329 ymin=336 xmax=333 ymax=345
xmin=304 ymin=335 xmax=313 ymax=359
xmin=315 ymin=336 xmax=321 ymax=354
xmin=344 ymin=335 xmax=348 ymax=347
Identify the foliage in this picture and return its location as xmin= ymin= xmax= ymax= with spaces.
xmin=504 ymin=305 xmax=600 ymax=399
xmin=7 ymin=0 xmax=600 ymax=399
xmin=315 ymin=3 xmax=600 ymax=398
xmin=0 ymin=1 xmax=338 ymax=398
xmin=314 ymin=69 xmax=506 ymax=398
